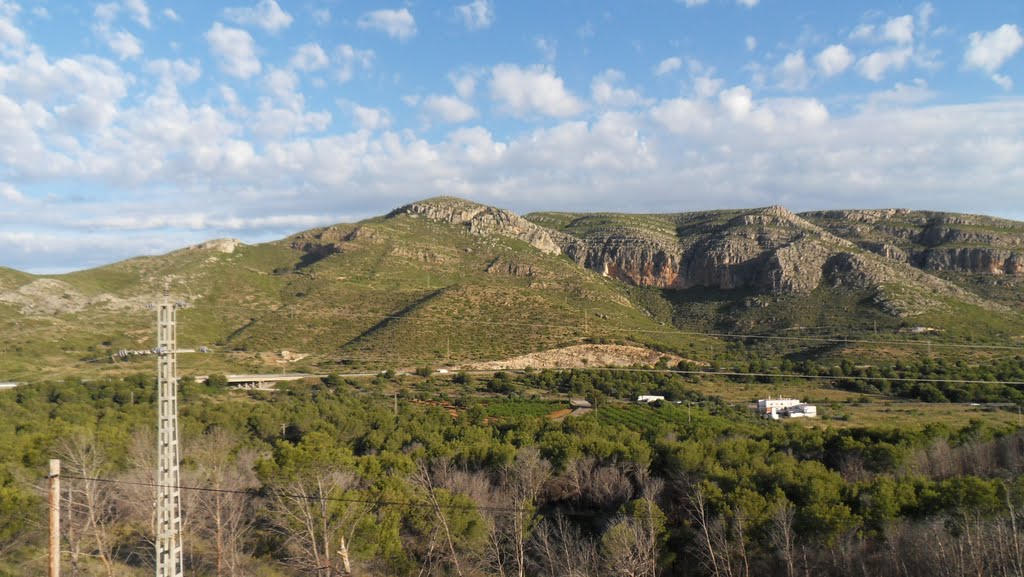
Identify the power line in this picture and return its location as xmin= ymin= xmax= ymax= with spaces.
xmin=59 ymin=474 xmax=531 ymax=515
xmin=594 ymin=367 xmax=1024 ymax=388
xmin=173 ymin=305 xmax=1024 ymax=352
xmin=6 ymin=354 xmax=1024 ymax=391
xmin=6 ymin=304 xmax=1024 ymax=365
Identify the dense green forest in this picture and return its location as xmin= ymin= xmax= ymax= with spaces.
xmin=2 ymin=369 xmax=1024 ymax=577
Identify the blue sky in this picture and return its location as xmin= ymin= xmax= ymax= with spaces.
xmin=0 ymin=0 xmax=1022 ymax=272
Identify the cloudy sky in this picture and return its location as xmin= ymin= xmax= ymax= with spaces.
xmin=0 ymin=0 xmax=1022 ymax=272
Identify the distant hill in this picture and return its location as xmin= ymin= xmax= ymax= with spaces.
xmin=1 ymin=197 xmax=1022 ymax=381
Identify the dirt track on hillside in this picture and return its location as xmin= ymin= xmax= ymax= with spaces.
xmin=464 ymin=344 xmax=704 ymax=371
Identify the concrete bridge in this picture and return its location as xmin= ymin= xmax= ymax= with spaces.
xmin=196 ymin=373 xmax=312 ymax=389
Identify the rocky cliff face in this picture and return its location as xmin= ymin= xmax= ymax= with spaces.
xmin=374 ymin=198 xmax=1011 ymax=317
xmin=524 ymin=204 xmax=1003 ymax=317
xmin=804 ymin=210 xmax=1024 ymax=276
xmin=551 ymin=206 xmax=854 ymax=295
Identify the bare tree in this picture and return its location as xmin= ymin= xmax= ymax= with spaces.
xmin=115 ymin=428 xmax=158 ymax=572
xmin=531 ymin=514 xmax=601 ymax=577
xmin=267 ymin=465 xmax=368 ymax=576
xmin=58 ymin=433 xmax=119 ymax=577
xmin=468 ymin=448 xmax=555 ymax=577
xmin=601 ymin=476 xmax=665 ymax=577
xmin=502 ymin=448 xmax=552 ymax=577
xmin=551 ymin=457 xmax=632 ymax=508
xmin=730 ymin=506 xmax=751 ymax=577
xmin=188 ymin=429 xmax=260 ymax=577
xmin=688 ymin=483 xmax=725 ymax=577
xmin=768 ymin=500 xmax=797 ymax=577
xmin=411 ymin=459 xmax=468 ymax=577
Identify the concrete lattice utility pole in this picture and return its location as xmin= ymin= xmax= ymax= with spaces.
xmin=156 ymin=292 xmax=184 ymax=577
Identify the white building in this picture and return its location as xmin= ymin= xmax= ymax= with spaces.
xmin=757 ymin=396 xmax=816 ymax=419
xmin=785 ymin=404 xmax=817 ymax=418
xmin=637 ymin=395 xmax=666 ymax=404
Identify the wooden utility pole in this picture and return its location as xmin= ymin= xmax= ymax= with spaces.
xmin=48 ymin=459 xmax=60 ymax=577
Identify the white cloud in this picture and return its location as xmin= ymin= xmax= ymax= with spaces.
xmin=773 ymin=98 xmax=829 ymax=126
xmin=965 ymin=24 xmax=1023 ymax=77
xmin=654 ymin=57 xmax=682 ymax=76
xmin=862 ymin=79 xmax=935 ymax=110
xmin=652 ymin=83 xmax=833 ymax=139
xmin=815 ymin=44 xmax=853 ymax=77
xmin=93 ymin=2 xmax=146 ymax=60
xmin=289 ymin=43 xmax=328 ymax=72
xmin=0 ymin=183 xmax=24 ymax=202
xmin=849 ymin=24 xmax=874 ymax=41
xmin=489 ymin=64 xmax=583 ymax=118
xmin=883 ymin=15 xmax=914 ymax=44
xmin=264 ymin=68 xmax=300 ymax=108
xmin=442 ymin=126 xmax=506 ymax=168
xmin=991 ymin=74 xmax=1013 ymax=91
xmin=737 ymin=0 xmax=759 ymax=7
xmin=693 ymin=75 xmax=723 ymax=99
xmin=105 ymin=29 xmax=142 ymax=60
xmin=95 ymin=2 xmax=118 ymax=24
xmin=350 ymin=104 xmax=390 ymax=131
xmin=312 ymin=9 xmax=330 ymax=26
xmin=745 ymin=36 xmax=757 ymax=51
xmin=219 ymin=84 xmax=246 ymax=116
xmin=163 ymin=8 xmax=179 ymax=22
xmin=0 ymin=48 xmax=130 ymax=140
xmin=123 ymin=0 xmax=150 ymax=28
xmin=650 ymin=98 xmax=713 ymax=135
xmin=917 ymin=3 xmax=934 ymax=35
xmin=591 ymin=69 xmax=645 ymax=108
xmin=358 ymin=8 xmax=416 ymax=41
xmin=254 ymin=69 xmax=333 ymax=139
xmin=250 ymin=103 xmax=331 ymax=140
xmin=145 ymin=58 xmax=202 ymax=86
xmin=451 ymin=73 xmax=477 ymax=100
xmin=776 ymin=50 xmax=809 ymax=90
xmin=457 ymin=0 xmax=493 ymax=31
xmin=92 ymin=0 xmax=150 ymax=28
xmin=0 ymin=3 xmax=26 ymax=48
xmin=336 ymin=45 xmax=374 ymax=83
xmin=224 ymin=0 xmax=293 ymax=33
xmin=719 ymin=85 xmax=753 ymax=120
xmin=206 ymin=23 xmax=261 ymax=79
xmin=31 ymin=6 xmax=49 ymax=19
xmin=422 ymin=95 xmax=477 ymax=123
xmin=680 ymin=0 xmax=708 ymax=6
xmin=857 ymin=48 xmax=912 ymax=81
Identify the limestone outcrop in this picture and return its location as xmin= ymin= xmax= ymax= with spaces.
xmin=390 ymin=197 xmax=570 ymax=254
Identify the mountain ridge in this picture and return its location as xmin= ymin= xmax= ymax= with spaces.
xmin=1 ymin=197 xmax=1022 ymax=379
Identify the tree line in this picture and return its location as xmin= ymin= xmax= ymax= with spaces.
xmin=0 ymin=370 xmax=1023 ymax=576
